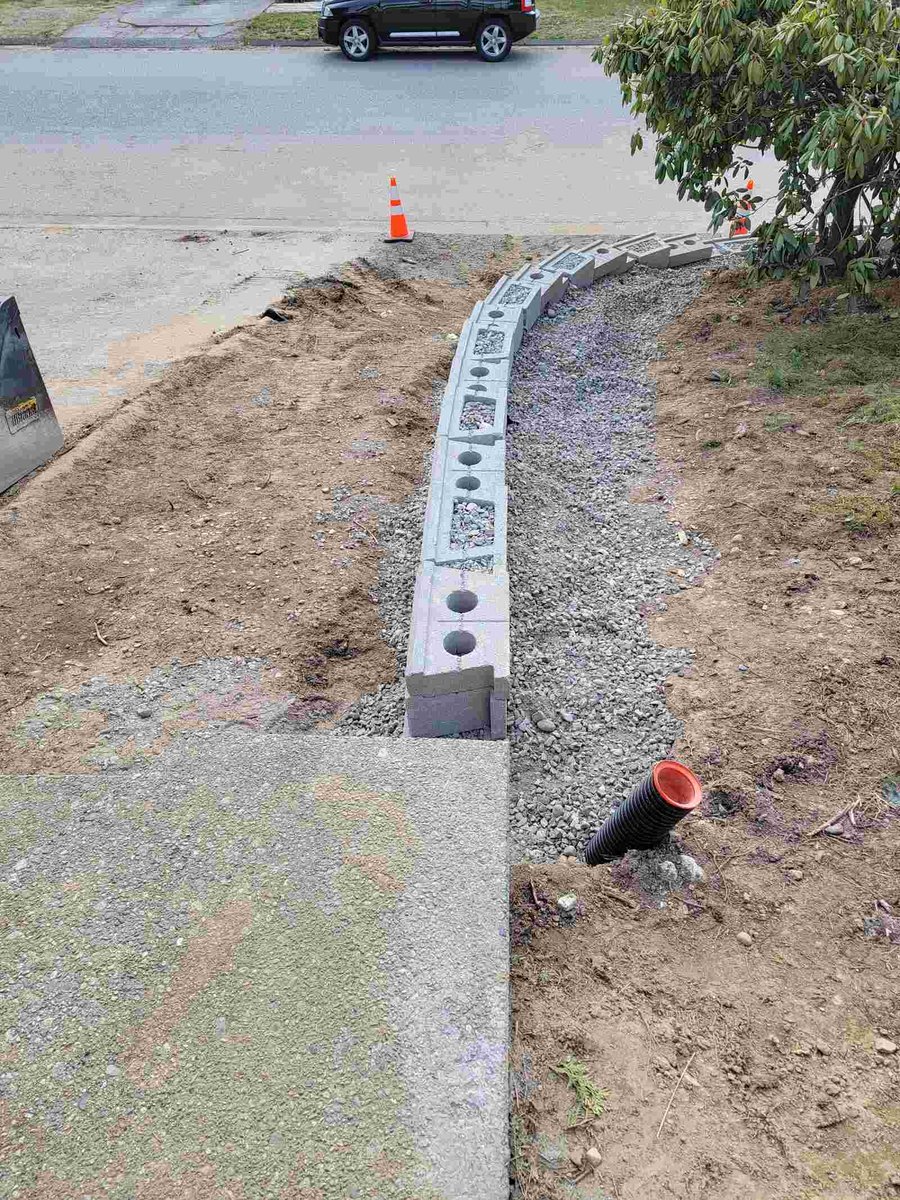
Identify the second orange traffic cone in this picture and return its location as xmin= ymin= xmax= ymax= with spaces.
xmin=385 ymin=176 xmax=414 ymax=243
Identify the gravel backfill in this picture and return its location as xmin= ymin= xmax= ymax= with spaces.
xmin=506 ymin=262 xmax=723 ymax=861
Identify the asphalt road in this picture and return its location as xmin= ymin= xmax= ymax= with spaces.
xmin=0 ymin=46 xmax=778 ymax=235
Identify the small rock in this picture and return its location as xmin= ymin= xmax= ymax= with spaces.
xmin=569 ymin=1147 xmax=584 ymax=1169
xmin=815 ymin=1039 xmax=831 ymax=1056
xmin=788 ymin=868 xmax=804 ymax=882
xmin=772 ymin=767 xmax=786 ymax=783
xmin=536 ymin=717 xmax=556 ymax=734
xmin=676 ymin=529 xmax=690 ymax=545
xmin=678 ymin=854 xmax=705 ymax=883
xmin=889 ymin=1174 xmax=900 ymax=1189
xmin=585 ymin=1147 xmax=602 ymax=1169
xmin=874 ymin=1037 xmax=897 ymax=1055
xmin=557 ymin=893 xmax=578 ymax=916
xmin=825 ymin=824 xmax=844 ymax=836
xmin=736 ymin=931 xmax=753 ymax=947
xmin=136 ymin=708 xmax=152 ymax=719
xmin=105 ymin=1064 xmax=120 ymax=1076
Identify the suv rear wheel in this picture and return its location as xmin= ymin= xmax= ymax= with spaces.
xmin=339 ymin=19 xmax=376 ymax=61
xmin=476 ymin=17 xmax=511 ymax=61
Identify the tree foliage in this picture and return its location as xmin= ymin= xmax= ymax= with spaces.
xmin=596 ymin=0 xmax=900 ymax=293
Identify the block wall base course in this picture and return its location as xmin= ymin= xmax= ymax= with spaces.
xmin=471 ymin=299 xmax=525 ymax=352
xmin=612 ymin=232 xmax=672 ymax=268
xmin=430 ymin=479 xmax=508 ymax=569
xmin=437 ymin=379 xmax=507 ymax=445
xmin=511 ymin=262 xmax=569 ymax=312
xmin=490 ymin=694 xmax=507 ymax=740
xmin=485 ymin=275 xmax=542 ymax=330
xmin=580 ymin=238 xmax=633 ymax=280
xmin=406 ymin=564 xmax=510 ymax=699
xmin=664 ymin=233 xmax=713 ymax=266
xmin=405 ymin=687 xmax=492 ymax=738
xmin=538 ymin=247 xmax=596 ymax=289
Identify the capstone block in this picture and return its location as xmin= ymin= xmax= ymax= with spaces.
xmin=485 ymin=275 xmax=542 ymax=330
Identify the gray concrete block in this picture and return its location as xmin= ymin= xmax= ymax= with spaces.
xmin=511 ymin=261 xmax=569 ymax=312
xmin=664 ymin=233 xmax=713 ymax=266
xmin=580 ymin=237 xmax=633 ymax=279
xmin=429 ymin=434 xmax=506 ymax=487
xmin=423 ymin=472 xmax=507 ymax=569
xmin=1 ymin=295 xmax=64 ymax=494
xmin=406 ymin=687 xmax=492 ymax=737
xmin=490 ymin=694 xmax=507 ymax=739
xmin=485 ymin=275 xmax=542 ymax=330
xmin=437 ymin=379 xmax=507 ymax=445
xmin=0 ymin=731 xmax=510 ymax=1200
xmin=471 ymin=298 xmax=525 ymax=352
xmin=612 ymin=232 xmax=672 ymax=268
xmin=406 ymin=564 xmax=510 ymax=698
xmin=539 ymin=246 xmax=596 ymax=289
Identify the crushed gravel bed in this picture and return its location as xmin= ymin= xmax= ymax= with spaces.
xmin=450 ymin=498 xmax=495 ymax=551
xmin=338 ymin=263 xmax=728 ymax=866
xmin=506 ymin=263 xmax=721 ymax=860
xmin=460 ymin=399 xmax=496 ymax=431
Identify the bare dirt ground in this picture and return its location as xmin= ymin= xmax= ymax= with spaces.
xmin=0 ymin=249 xmax=517 ymax=771
xmin=511 ymin=272 xmax=900 ymax=1200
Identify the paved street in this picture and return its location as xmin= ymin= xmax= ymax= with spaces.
xmin=0 ymin=45 xmax=776 ymax=426
xmin=0 ymin=46 xmax=778 ymax=234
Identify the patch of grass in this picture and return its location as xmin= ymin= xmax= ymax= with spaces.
xmin=521 ymin=0 xmax=647 ymax=41
xmin=754 ymin=311 xmax=900 ymax=395
xmin=763 ymin=411 xmax=794 ymax=432
xmin=0 ymin=0 xmax=117 ymax=38
xmin=550 ymin=1056 xmax=609 ymax=1123
xmin=700 ymin=439 xmax=723 ymax=449
xmin=825 ymin=492 xmax=895 ymax=535
xmin=243 ymin=11 xmax=319 ymax=41
xmin=845 ymin=392 xmax=900 ymax=426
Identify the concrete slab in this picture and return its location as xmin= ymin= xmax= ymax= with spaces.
xmin=0 ymin=731 xmax=510 ymax=1200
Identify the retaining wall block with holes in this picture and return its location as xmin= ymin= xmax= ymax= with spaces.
xmin=490 ymin=693 xmax=507 ymax=739
xmin=485 ymin=274 xmax=542 ymax=331
xmin=422 ymin=468 xmax=507 ymax=569
xmin=664 ymin=233 xmax=713 ymax=267
xmin=405 ymin=562 xmax=510 ymax=700
xmin=446 ymin=353 xmax=512 ymax=393
xmin=708 ymin=235 xmax=757 ymax=254
xmin=437 ymin=379 xmax=507 ymax=445
xmin=511 ymin=261 xmax=570 ymax=312
xmin=0 ymin=295 xmax=64 ymax=494
xmin=580 ymin=237 xmax=633 ymax=280
xmin=612 ymin=232 xmax=672 ymax=268
xmin=538 ymin=247 xmax=596 ymax=289
xmin=470 ymin=300 xmax=525 ymax=353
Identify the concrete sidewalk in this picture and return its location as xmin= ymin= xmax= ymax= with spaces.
xmin=61 ymin=0 xmax=271 ymax=43
xmin=0 ymin=731 xmax=510 ymax=1199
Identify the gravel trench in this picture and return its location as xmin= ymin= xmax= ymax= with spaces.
xmin=338 ymin=262 xmax=725 ymax=863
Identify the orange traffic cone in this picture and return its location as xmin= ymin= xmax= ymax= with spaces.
xmin=385 ymin=176 xmax=414 ymax=243
xmin=730 ymin=178 xmax=754 ymax=236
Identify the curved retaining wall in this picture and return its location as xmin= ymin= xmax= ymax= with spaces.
xmin=404 ymin=231 xmax=717 ymax=740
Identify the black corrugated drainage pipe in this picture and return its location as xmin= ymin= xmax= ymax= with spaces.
xmin=583 ymin=761 xmax=702 ymax=865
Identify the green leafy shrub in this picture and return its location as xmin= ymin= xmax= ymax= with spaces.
xmin=598 ymin=0 xmax=900 ymax=294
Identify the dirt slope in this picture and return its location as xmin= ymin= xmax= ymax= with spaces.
xmin=0 ymin=263 xmax=504 ymax=771
xmin=511 ymin=271 xmax=899 ymax=1200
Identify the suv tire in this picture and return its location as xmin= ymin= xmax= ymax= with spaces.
xmin=339 ymin=18 xmax=376 ymax=60
xmin=476 ymin=17 xmax=511 ymax=61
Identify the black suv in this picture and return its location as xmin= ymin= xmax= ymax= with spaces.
xmin=318 ymin=0 xmax=538 ymax=61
